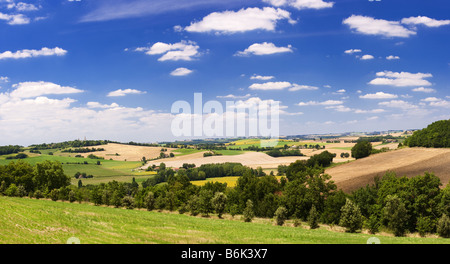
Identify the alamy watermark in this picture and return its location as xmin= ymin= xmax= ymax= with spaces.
xmin=171 ymin=93 xmax=280 ymax=147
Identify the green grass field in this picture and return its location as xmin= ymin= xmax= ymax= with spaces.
xmin=0 ymin=196 xmax=448 ymax=244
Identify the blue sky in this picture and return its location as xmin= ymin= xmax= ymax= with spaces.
xmin=0 ymin=0 xmax=449 ymax=145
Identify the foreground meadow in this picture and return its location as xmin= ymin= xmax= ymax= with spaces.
xmin=1 ymin=196 xmax=448 ymax=244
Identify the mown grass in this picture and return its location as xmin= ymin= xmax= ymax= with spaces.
xmin=0 ymin=196 xmax=448 ymax=244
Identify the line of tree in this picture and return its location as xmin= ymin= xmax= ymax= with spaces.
xmin=357 ymin=135 xmax=401 ymax=143
xmin=29 ymin=140 xmax=112 ymax=150
xmin=266 ymin=149 xmax=304 ymax=157
xmin=0 ymin=145 xmax=23 ymax=155
xmin=61 ymin=147 xmax=105 ymax=153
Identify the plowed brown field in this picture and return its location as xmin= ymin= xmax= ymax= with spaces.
xmin=326 ymin=147 xmax=450 ymax=192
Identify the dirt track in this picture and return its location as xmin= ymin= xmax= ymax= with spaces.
xmin=326 ymin=147 xmax=450 ymax=192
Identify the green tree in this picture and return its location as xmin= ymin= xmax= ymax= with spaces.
xmin=5 ymin=183 xmax=18 ymax=197
xmin=416 ymin=216 xmax=435 ymax=237
xmin=188 ymin=195 xmax=201 ymax=216
xmin=33 ymin=160 xmax=70 ymax=192
xmin=351 ymin=141 xmax=372 ymax=160
xmin=243 ymin=200 xmax=255 ymax=222
xmin=274 ymin=206 xmax=288 ymax=226
xmin=198 ymin=189 xmax=214 ymax=217
xmin=365 ymin=214 xmax=381 ymax=235
xmin=321 ymin=190 xmax=347 ymax=225
xmin=437 ymin=214 xmax=450 ymax=238
xmin=383 ymin=195 xmax=409 ymax=237
xmin=339 ymin=199 xmax=363 ymax=233
xmin=111 ymin=190 xmax=122 ymax=208
xmin=212 ymin=192 xmax=227 ymax=218
xmin=49 ymin=189 xmax=59 ymax=201
xmin=122 ymin=195 xmax=135 ymax=209
xmin=68 ymin=190 xmax=76 ymax=203
xmin=308 ymin=205 xmax=319 ymax=229
xmin=34 ymin=190 xmax=43 ymax=199
xmin=144 ymin=192 xmax=155 ymax=211
xmin=16 ymin=185 xmax=26 ymax=197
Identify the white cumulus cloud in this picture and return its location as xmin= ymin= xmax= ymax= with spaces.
xmin=343 ymin=15 xmax=416 ymax=38
xmin=0 ymin=47 xmax=67 ymax=60
xmin=107 ymin=89 xmax=147 ymax=97
xmin=236 ymin=42 xmax=293 ymax=56
xmin=184 ymin=7 xmax=296 ymax=34
xmin=369 ymin=71 xmax=433 ymax=87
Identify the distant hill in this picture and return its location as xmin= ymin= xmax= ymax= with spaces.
xmin=405 ymin=119 xmax=450 ymax=148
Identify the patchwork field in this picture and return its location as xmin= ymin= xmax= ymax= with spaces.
xmin=326 ymin=147 xmax=450 ymax=192
xmin=1 ymin=196 xmax=447 ymax=244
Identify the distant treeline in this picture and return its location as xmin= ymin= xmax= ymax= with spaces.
xmin=119 ymin=142 xmax=161 ymax=147
xmin=266 ymin=149 xmax=304 ymax=157
xmin=29 ymin=140 xmax=112 ymax=150
xmin=0 ymin=145 xmax=23 ymax=155
xmin=61 ymin=147 xmax=105 ymax=153
xmin=404 ymin=119 xmax=450 ymax=148
xmin=357 ymin=135 xmax=401 ymax=143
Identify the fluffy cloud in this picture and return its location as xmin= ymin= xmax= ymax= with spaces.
xmin=360 ymin=54 xmax=374 ymax=60
xmin=0 ymin=47 xmax=67 ymax=60
xmin=359 ymin=92 xmax=398 ymax=99
xmin=354 ymin=109 xmax=386 ymax=114
xmin=250 ymin=74 xmax=275 ymax=81
xmin=0 ymin=12 xmax=30 ymax=25
xmin=87 ymin=102 xmax=120 ymax=109
xmin=412 ymin=87 xmax=436 ymax=93
xmin=0 ymin=81 xmax=174 ymax=145
xmin=421 ymin=97 xmax=450 ymax=108
xmin=386 ymin=55 xmax=400 ymax=60
xmin=216 ymin=94 xmax=251 ymax=99
xmin=170 ymin=67 xmax=193 ymax=76
xmin=369 ymin=71 xmax=433 ymax=87
xmin=9 ymin=81 xmax=83 ymax=98
xmin=263 ymin=0 xmax=334 ymax=10
xmin=344 ymin=49 xmax=361 ymax=54
xmin=401 ymin=16 xmax=450 ymax=28
xmin=107 ymin=89 xmax=146 ymax=97
xmin=378 ymin=100 xmax=418 ymax=110
xmin=249 ymin=81 xmax=318 ymax=91
xmin=249 ymin=81 xmax=292 ymax=90
xmin=135 ymin=40 xmax=200 ymax=61
xmin=184 ymin=7 xmax=295 ymax=34
xmin=343 ymin=15 xmax=416 ymax=38
xmin=236 ymin=42 xmax=293 ymax=56
xmin=297 ymin=100 xmax=343 ymax=106
xmin=288 ymin=84 xmax=319 ymax=92
xmin=7 ymin=2 xmax=40 ymax=12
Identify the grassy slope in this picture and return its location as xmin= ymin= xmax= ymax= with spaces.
xmin=0 ymin=196 xmax=448 ymax=244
